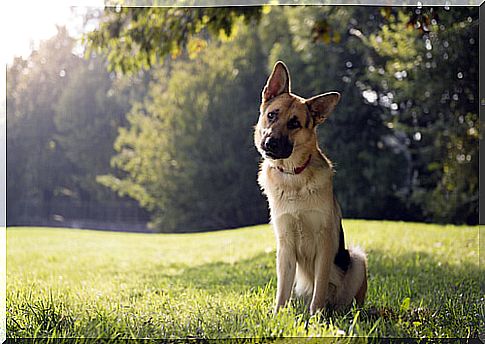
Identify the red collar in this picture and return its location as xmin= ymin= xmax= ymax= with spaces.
xmin=276 ymin=155 xmax=312 ymax=175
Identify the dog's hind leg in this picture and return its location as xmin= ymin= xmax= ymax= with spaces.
xmin=334 ymin=246 xmax=367 ymax=308
xmin=294 ymin=263 xmax=314 ymax=303
xmin=355 ymin=272 xmax=367 ymax=306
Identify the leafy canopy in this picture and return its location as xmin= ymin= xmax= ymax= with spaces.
xmin=86 ymin=7 xmax=263 ymax=74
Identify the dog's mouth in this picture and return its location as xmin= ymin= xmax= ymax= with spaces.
xmin=263 ymin=150 xmax=291 ymax=160
xmin=261 ymin=143 xmax=293 ymax=160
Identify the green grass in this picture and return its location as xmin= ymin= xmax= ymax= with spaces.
xmin=7 ymin=220 xmax=484 ymax=340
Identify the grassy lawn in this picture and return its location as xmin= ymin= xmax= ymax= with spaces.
xmin=7 ymin=220 xmax=484 ymax=339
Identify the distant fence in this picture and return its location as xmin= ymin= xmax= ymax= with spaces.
xmin=7 ymin=198 xmax=270 ymax=233
xmin=7 ymin=198 xmax=151 ymax=232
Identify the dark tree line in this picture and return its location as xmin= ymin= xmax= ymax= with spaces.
xmin=7 ymin=28 xmax=149 ymax=230
xmin=7 ymin=6 xmax=478 ymax=232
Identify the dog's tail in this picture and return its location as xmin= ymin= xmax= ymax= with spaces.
xmin=336 ymin=246 xmax=367 ymax=307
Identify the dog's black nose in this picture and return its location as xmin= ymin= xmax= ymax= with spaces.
xmin=264 ymin=137 xmax=278 ymax=152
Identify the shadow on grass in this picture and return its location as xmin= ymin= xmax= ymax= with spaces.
xmin=143 ymin=252 xmax=277 ymax=293
xmin=8 ymin=248 xmax=483 ymax=339
xmin=361 ymin=250 xmax=482 ymax=332
xmin=152 ymin=248 xmax=482 ymax=297
xmin=156 ymin=248 xmax=483 ymax=335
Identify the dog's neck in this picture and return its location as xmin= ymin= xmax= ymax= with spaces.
xmin=274 ymin=154 xmax=312 ymax=175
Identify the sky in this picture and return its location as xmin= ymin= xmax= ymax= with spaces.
xmin=1 ymin=1 xmax=104 ymax=64
xmin=0 ymin=0 xmax=104 ymax=108
xmin=0 ymin=1 xmax=103 ymax=229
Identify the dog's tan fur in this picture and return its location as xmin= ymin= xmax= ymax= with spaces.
xmin=254 ymin=61 xmax=367 ymax=314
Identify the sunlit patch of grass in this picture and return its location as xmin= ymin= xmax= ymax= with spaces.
xmin=7 ymin=220 xmax=483 ymax=339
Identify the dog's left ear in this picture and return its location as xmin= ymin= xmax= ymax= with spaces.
xmin=306 ymin=92 xmax=341 ymax=125
xmin=262 ymin=61 xmax=290 ymax=102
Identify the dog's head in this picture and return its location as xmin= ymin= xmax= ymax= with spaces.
xmin=254 ymin=61 xmax=340 ymax=160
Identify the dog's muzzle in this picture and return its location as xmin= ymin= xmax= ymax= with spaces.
xmin=262 ymin=136 xmax=293 ymax=160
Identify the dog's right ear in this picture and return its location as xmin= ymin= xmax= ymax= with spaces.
xmin=306 ymin=92 xmax=341 ymax=125
xmin=262 ymin=61 xmax=290 ymax=102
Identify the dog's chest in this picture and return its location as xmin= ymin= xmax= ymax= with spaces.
xmin=272 ymin=208 xmax=336 ymax=270
xmin=259 ymin=165 xmax=334 ymax=217
xmin=260 ymin=163 xmax=340 ymax=263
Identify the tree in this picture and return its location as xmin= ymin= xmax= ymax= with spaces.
xmin=98 ymin=25 xmax=268 ymax=232
xmin=259 ymin=6 xmax=411 ymax=219
xmin=7 ymin=28 xmax=79 ymax=224
xmin=7 ymin=27 xmax=149 ymax=227
xmin=86 ymin=6 xmax=478 ymax=227
xmin=360 ymin=7 xmax=479 ymax=224
xmin=86 ymin=7 xmax=262 ymax=74
xmin=54 ymin=55 xmax=127 ymax=201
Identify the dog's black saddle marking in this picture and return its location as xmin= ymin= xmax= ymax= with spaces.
xmin=334 ymin=221 xmax=351 ymax=272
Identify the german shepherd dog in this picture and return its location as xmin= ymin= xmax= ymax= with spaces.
xmin=254 ymin=61 xmax=367 ymax=315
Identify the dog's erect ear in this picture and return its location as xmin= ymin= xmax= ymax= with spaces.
xmin=306 ymin=92 xmax=341 ymax=125
xmin=262 ymin=61 xmax=290 ymax=102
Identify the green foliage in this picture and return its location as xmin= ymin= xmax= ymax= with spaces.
xmin=360 ymin=7 xmax=479 ymax=223
xmin=7 ymin=6 xmax=478 ymax=229
xmin=7 ymin=28 xmax=80 ymax=223
xmin=54 ymin=56 xmax=126 ymax=202
xmin=99 ymin=26 xmax=267 ymax=231
xmin=7 ymin=221 xmax=483 ymax=338
xmin=99 ymin=6 xmax=413 ymax=228
xmin=90 ymin=6 xmax=478 ymax=228
xmin=86 ymin=7 xmax=263 ymax=74
xmin=7 ymin=28 xmax=147 ymax=226
xmin=262 ymin=6 xmax=411 ymax=219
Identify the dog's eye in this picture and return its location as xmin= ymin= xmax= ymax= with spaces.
xmin=287 ymin=117 xmax=301 ymax=130
xmin=267 ymin=111 xmax=277 ymax=121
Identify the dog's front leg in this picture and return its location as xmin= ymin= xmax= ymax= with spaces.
xmin=274 ymin=240 xmax=296 ymax=314
xmin=309 ymin=241 xmax=333 ymax=315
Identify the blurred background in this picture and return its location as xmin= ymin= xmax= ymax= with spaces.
xmin=5 ymin=5 xmax=478 ymax=232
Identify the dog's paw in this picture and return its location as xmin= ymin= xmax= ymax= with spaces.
xmin=309 ymin=301 xmax=326 ymax=316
